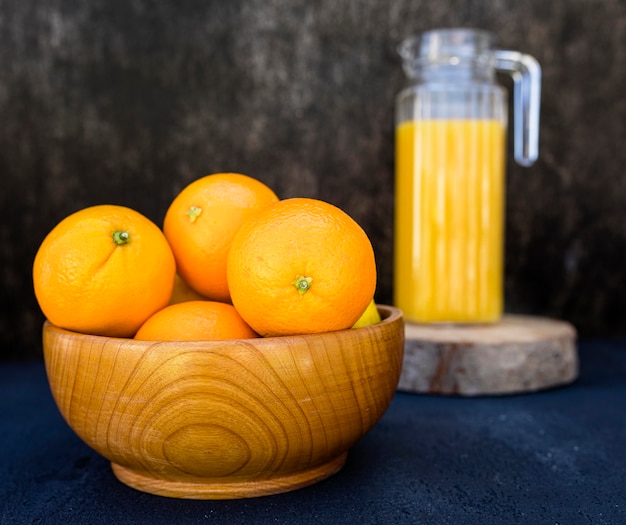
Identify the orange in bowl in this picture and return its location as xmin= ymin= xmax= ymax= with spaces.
xmin=33 ymin=204 xmax=175 ymax=338
xmin=169 ymin=274 xmax=208 ymax=305
xmin=227 ymin=198 xmax=377 ymax=337
xmin=135 ymin=300 xmax=258 ymax=342
xmin=163 ymin=173 xmax=279 ymax=303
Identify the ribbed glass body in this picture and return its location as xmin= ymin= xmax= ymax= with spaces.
xmin=394 ymin=29 xmax=508 ymax=324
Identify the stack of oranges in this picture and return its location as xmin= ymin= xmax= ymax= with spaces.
xmin=32 ymin=173 xmax=379 ymax=342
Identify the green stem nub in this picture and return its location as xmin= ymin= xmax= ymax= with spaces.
xmin=187 ymin=206 xmax=202 ymax=223
xmin=292 ymin=275 xmax=313 ymax=296
xmin=112 ymin=231 xmax=130 ymax=245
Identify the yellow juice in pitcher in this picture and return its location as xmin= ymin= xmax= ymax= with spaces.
xmin=394 ymin=119 xmax=506 ymax=323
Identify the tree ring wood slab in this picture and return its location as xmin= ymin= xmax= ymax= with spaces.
xmin=397 ymin=315 xmax=578 ymax=396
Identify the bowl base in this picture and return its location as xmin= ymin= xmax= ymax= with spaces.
xmin=111 ymin=452 xmax=348 ymax=500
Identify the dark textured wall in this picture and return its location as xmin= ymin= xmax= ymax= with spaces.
xmin=2 ymin=0 xmax=626 ymax=360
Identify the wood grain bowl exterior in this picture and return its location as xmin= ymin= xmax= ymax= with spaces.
xmin=43 ymin=305 xmax=404 ymax=499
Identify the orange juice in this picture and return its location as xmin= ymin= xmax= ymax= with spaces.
xmin=394 ymin=119 xmax=506 ymax=323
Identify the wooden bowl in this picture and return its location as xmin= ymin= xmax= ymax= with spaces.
xmin=43 ymin=305 xmax=404 ymax=499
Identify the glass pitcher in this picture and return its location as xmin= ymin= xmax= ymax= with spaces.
xmin=394 ymin=28 xmax=541 ymax=324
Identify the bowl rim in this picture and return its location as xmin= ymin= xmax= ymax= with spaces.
xmin=42 ymin=304 xmax=403 ymax=348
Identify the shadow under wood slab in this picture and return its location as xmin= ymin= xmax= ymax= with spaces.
xmin=398 ymin=316 xmax=578 ymax=396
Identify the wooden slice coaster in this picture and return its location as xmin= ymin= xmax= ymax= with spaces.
xmin=397 ymin=315 xmax=578 ymax=396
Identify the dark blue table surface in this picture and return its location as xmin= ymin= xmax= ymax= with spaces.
xmin=1 ymin=341 xmax=625 ymax=525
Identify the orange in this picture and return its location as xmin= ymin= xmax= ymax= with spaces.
xmin=227 ymin=197 xmax=377 ymax=337
xmin=163 ymin=173 xmax=279 ymax=303
xmin=33 ymin=204 xmax=176 ymax=337
xmin=134 ymin=300 xmax=258 ymax=341
xmin=169 ymin=274 xmax=207 ymax=305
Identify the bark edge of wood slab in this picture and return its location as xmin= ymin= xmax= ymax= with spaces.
xmin=398 ymin=315 xmax=578 ymax=396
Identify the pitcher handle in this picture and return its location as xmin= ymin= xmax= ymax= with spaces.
xmin=495 ymin=50 xmax=541 ymax=167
